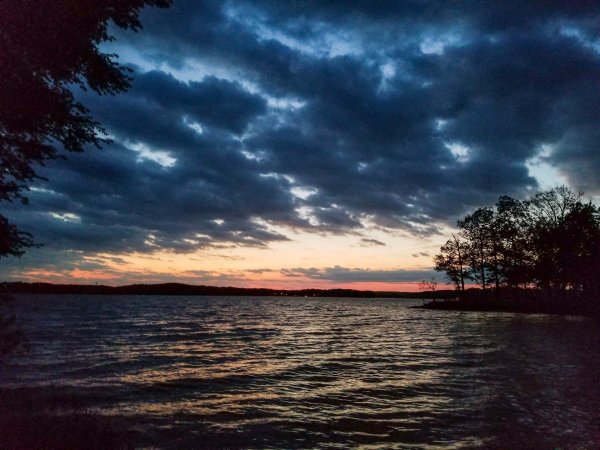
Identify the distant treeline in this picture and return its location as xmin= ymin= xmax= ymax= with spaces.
xmin=434 ymin=186 xmax=600 ymax=304
xmin=2 ymin=281 xmax=460 ymax=299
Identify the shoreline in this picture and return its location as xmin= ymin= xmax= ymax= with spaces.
xmin=416 ymin=298 xmax=600 ymax=317
xmin=2 ymin=281 xmax=458 ymax=299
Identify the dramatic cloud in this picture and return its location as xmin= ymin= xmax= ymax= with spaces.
xmin=2 ymin=1 xmax=599 ymax=283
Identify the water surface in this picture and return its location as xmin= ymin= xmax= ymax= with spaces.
xmin=2 ymin=295 xmax=599 ymax=448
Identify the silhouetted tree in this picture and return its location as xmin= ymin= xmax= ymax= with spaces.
xmin=418 ymin=278 xmax=438 ymax=301
xmin=434 ymin=186 xmax=600 ymax=305
xmin=0 ymin=0 xmax=171 ymax=257
xmin=458 ymin=207 xmax=499 ymax=293
xmin=494 ymin=196 xmax=533 ymax=290
xmin=560 ymin=203 xmax=600 ymax=298
xmin=434 ymin=234 xmax=468 ymax=292
xmin=0 ymin=216 xmax=34 ymax=258
xmin=529 ymin=194 xmax=600 ymax=300
xmin=526 ymin=187 xmax=582 ymax=298
xmin=528 ymin=186 xmax=581 ymax=226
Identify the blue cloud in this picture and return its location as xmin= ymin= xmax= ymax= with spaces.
xmin=3 ymin=0 xmax=600 ymax=274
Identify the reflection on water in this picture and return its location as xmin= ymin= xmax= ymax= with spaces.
xmin=2 ymin=295 xmax=600 ymax=448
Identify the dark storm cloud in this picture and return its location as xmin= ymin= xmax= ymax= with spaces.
xmin=3 ymin=0 xmax=600 ymax=271
xmin=132 ymin=71 xmax=267 ymax=134
xmin=4 ymin=138 xmax=294 ymax=254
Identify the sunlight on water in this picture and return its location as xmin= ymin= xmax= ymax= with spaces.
xmin=2 ymin=296 xmax=600 ymax=448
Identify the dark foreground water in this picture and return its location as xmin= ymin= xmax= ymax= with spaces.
xmin=2 ymin=295 xmax=600 ymax=449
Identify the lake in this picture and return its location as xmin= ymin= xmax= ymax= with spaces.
xmin=1 ymin=295 xmax=599 ymax=448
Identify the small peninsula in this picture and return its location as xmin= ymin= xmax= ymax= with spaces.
xmin=425 ymin=187 xmax=600 ymax=318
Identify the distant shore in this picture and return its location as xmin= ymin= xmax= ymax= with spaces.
xmin=2 ymin=281 xmax=459 ymax=299
xmin=6 ymin=283 xmax=598 ymax=317
xmin=417 ymin=297 xmax=600 ymax=317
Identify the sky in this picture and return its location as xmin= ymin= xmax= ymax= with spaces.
xmin=2 ymin=1 xmax=600 ymax=290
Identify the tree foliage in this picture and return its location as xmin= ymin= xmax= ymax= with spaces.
xmin=0 ymin=216 xmax=34 ymax=258
xmin=433 ymin=234 xmax=468 ymax=291
xmin=417 ymin=278 xmax=439 ymax=301
xmin=434 ymin=187 xmax=600 ymax=301
xmin=0 ymin=0 xmax=171 ymax=257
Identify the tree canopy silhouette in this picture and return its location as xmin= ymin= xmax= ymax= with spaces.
xmin=434 ymin=186 xmax=600 ymax=303
xmin=0 ymin=0 xmax=171 ymax=257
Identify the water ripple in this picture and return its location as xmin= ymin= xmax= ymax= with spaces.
xmin=2 ymin=295 xmax=600 ymax=449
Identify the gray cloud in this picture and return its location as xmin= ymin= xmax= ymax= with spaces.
xmin=280 ymin=266 xmax=437 ymax=283
xmin=412 ymin=252 xmax=431 ymax=258
xmin=3 ymin=1 xmax=600 ymax=275
xmin=360 ymin=238 xmax=385 ymax=247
